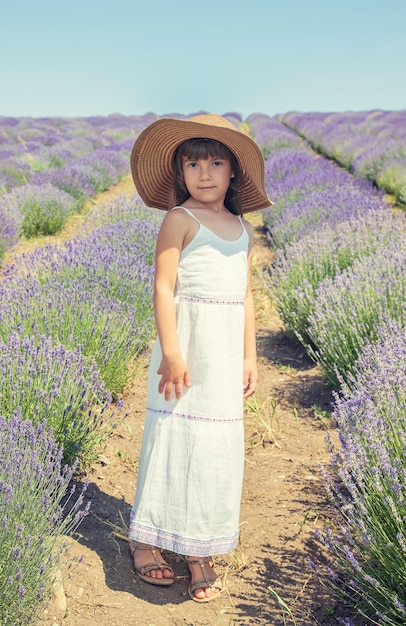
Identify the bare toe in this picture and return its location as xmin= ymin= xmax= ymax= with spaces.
xmin=187 ymin=557 xmax=222 ymax=602
xmin=130 ymin=542 xmax=174 ymax=585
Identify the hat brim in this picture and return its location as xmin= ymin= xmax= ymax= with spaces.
xmin=131 ymin=116 xmax=273 ymax=213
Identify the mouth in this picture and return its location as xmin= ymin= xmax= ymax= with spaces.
xmin=199 ymin=186 xmax=215 ymax=191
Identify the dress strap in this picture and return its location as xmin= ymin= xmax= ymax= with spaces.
xmin=237 ymin=214 xmax=248 ymax=234
xmin=170 ymin=206 xmax=201 ymax=224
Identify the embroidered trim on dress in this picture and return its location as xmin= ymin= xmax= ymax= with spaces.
xmin=146 ymin=406 xmax=243 ymax=423
xmin=178 ymin=295 xmax=244 ymax=305
xmin=128 ymin=520 xmax=239 ymax=556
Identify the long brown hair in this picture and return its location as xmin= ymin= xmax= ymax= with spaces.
xmin=170 ymin=138 xmax=243 ymax=215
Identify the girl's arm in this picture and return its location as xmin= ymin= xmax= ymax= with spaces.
xmin=243 ymin=222 xmax=258 ymax=399
xmin=154 ymin=210 xmax=191 ymax=400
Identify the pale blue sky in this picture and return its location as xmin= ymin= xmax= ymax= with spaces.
xmin=1 ymin=0 xmax=405 ymax=118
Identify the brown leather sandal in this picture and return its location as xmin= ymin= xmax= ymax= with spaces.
xmin=187 ymin=557 xmax=222 ymax=602
xmin=129 ymin=541 xmax=174 ymax=586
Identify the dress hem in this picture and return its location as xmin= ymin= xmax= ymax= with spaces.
xmin=128 ymin=521 xmax=239 ymax=557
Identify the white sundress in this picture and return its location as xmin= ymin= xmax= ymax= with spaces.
xmin=129 ymin=206 xmax=248 ymax=557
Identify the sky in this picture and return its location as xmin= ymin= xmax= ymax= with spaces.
xmin=1 ymin=0 xmax=405 ymax=119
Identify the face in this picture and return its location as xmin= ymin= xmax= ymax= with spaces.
xmin=181 ymin=155 xmax=234 ymax=207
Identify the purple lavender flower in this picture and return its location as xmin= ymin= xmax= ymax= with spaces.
xmin=0 ymin=414 xmax=89 ymax=623
xmin=318 ymin=319 xmax=406 ymax=623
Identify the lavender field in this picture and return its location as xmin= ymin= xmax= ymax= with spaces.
xmin=0 ymin=114 xmax=157 ymax=256
xmin=0 ymin=110 xmax=405 ymax=625
xmin=280 ymin=110 xmax=406 ymax=204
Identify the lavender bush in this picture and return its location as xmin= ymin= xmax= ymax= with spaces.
xmin=0 ymin=161 xmax=31 ymax=194
xmin=376 ymin=157 xmax=406 ymax=204
xmin=67 ymin=148 xmax=129 ymax=193
xmin=268 ymin=186 xmax=384 ymax=249
xmin=0 ymin=184 xmax=77 ymax=238
xmin=263 ymin=148 xmax=315 ymax=189
xmin=0 ymin=206 xmax=19 ymax=260
xmin=0 ymin=332 xmax=114 ymax=468
xmin=30 ymin=166 xmax=96 ymax=209
xmin=0 ymin=217 xmax=158 ymax=395
xmin=0 ymin=414 xmax=89 ymax=625
xmin=247 ymin=113 xmax=305 ymax=157
xmin=84 ymin=192 xmax=162 ymax=229
xmin=317 ymin=319 xmax=406 ymax=624
xmin=305 ymin=243 xmax=406 ymax=388
xmin=269 ymin=210 xmax=405 ymax=342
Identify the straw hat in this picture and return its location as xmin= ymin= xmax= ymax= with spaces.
xmin=130 ymin=113 xmax=273 ymax=213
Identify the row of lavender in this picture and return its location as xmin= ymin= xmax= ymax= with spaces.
xmin=0 ymin=114 xmax=157 ymax=258
xmin=0 ymin=114 xmax=156 ymax=191
xmin=280 ymin=110 xmax=406 ymax=205
xmin=0 ymin=195 xmax=161 ymax=624
xmin=248 ymin=113 xmax=406 ymax=624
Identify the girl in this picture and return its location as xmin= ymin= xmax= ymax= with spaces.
xmin=128 ymin=114 xmax=272 ymax=602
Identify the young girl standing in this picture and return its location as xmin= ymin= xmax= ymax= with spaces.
xmin=128 ymin=114 xmax=272 ymax=602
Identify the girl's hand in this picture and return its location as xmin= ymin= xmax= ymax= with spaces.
xmin=157 ymin=355 xmax=191 ymax=401
xmin=243 ymin=358 xmax=258 ymax=399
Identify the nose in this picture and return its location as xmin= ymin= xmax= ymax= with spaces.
xmin=199 ymin=162 xmax=211 ymax=179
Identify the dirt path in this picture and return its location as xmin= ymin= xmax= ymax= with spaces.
xmin=33 ymin=178 xmax=339 ymax=626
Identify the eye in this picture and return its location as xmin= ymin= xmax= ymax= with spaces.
xmin=188 ymin=161 xmax=198 ymax=168
xmin=212 ymin=160 xmax=223 ymax=167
